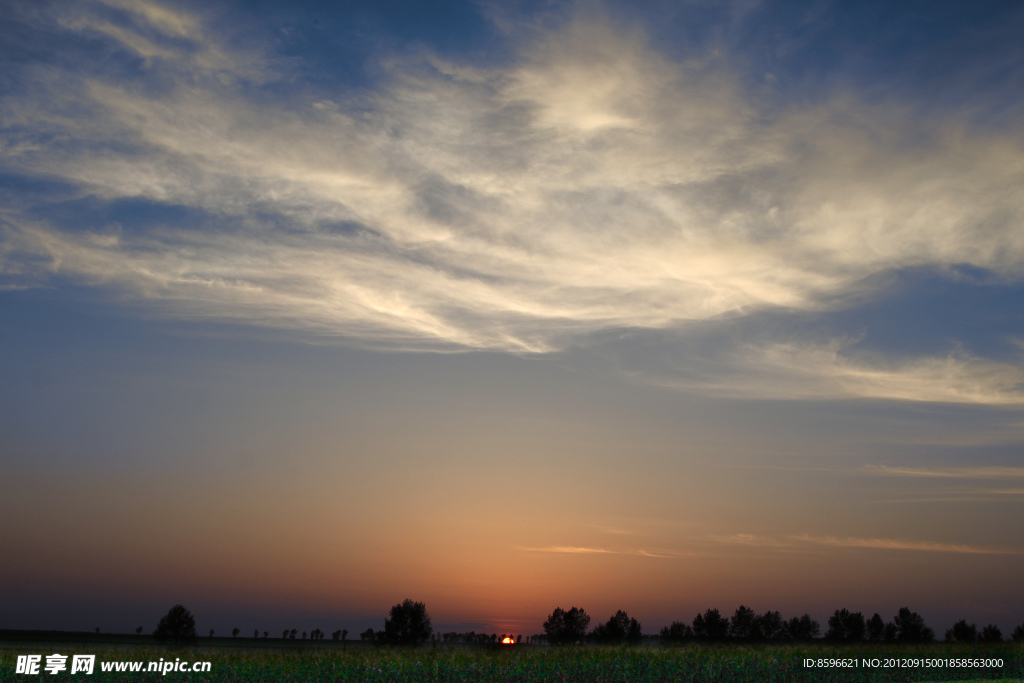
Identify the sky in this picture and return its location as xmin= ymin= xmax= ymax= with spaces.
xmin=2 ymin=0 xmax=1024 ymax=638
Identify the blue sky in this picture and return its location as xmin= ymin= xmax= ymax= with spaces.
xmin=2 ymin=0 xmax=1024 ymax=637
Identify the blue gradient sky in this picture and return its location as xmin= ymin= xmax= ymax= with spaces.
xmin=2 ymin=0 xmax=1024 ymax=638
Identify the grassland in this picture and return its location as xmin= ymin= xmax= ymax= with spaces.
xmin=2 ymin=642 xmax=1022 ymax=682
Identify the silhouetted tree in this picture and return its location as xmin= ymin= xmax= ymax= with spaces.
xmin=980 ymin=624 xmax=1002 ymax=643
xmin=946 ymin=620 xmax=977 ymax=643
xmin=590 ymin=610 xmax=642 ymax=645
xmin=264 ymin=631 xmax=268 ymax=639
xmin=136 ymin=626 xmax=143 ymax=636
xmin=543 ymin=607 xmax=591 ymax=645
xmin=893 ymin=608 xmax=934 ymax=642
xmin=342 ymin=629 xmax=348 ymax=641
xmin=660 ymin=621 xmax=693 ymax=643
xmin=692 ymin=609 xmax=730 ymax=640
xmin=1012 ymin=622 xmax=1024 ymax=641
xmin=383 ymin=599 xmax=432 ymax=645
xmin=210 ymin=629 xmax=215 ymax=638
xmin=866 ymin=614 xmax=885 ymax=641
xmin=825 ymin=609 xmax=865 ymax=641
xmin=290 ymin=629 xmax=297 ymax=639
xmin=757 ymin=611 xmax=786 ymax=641
xmin=730 ymin=606 xmax=759 ymax=640
xmin=254 ymin=629 xmax=258 ymax=639
xmin=360 ymin=628 xmax=375 ymax=642
xmin=282 ymin=629 xmax=288 ymax=639
xmin=785 ymin=614 xmax=820 ymax=641
xmin=232 ymin=627 xmax=239 ymax=638
xmin=154 ymin=604 xmax=197 ymax=644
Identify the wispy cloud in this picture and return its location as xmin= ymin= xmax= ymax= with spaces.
xmin=519 ymin=546 xmax=694 ymax=558
xmin=792 ymin=535 xmax=1022 ymax=555
xmin=3 ymin=3 xmax=1024 ymax=373
xmin=712 ymin=533 xmax=1022 ymax=555
xmin=867 ymin=465 xmax=1024 ymax=479
xmin=639 ymin=339 xmax=1024 ymax=405
xmin=521 ymin=546 xmax=616 ymax=554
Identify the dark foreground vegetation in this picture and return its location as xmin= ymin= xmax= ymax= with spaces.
xmin=4 ymin=602 xmax=1024 ymax=681
xmin=2 ymin=641 xmax=1022 ymax=683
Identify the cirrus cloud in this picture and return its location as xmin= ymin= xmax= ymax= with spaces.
xmin=3 ymin=0 xmax=1024 ymax=384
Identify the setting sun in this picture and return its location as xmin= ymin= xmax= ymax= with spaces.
xmin=502 ymin=637 xmax=514 ymax=645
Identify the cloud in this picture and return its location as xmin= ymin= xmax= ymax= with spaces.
xmin=674 ymin=341 xmax=1024 ymax=404
xmin=519 ymin=546 xmax=693 ymax=558
xmin=713 ymin=533 xmax=1021 ymax=555
xmin=867 ymin=465 xmax=1024 ymax=479
xmin=793 ymin=535 xmax=1022 ymax=555
xmin=520 ymin=546 xmax=616 ymax=554
xmin=3 ymin=2 xmax=1024 ymax=370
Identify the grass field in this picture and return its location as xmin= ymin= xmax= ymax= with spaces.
xmin=2 ymin=642 xmax=1022 ymax=682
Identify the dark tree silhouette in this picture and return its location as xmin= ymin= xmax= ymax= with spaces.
xmin=154 ymin=604 xmax=197 ymax=643
xmin=1013 ymin=622 xmax=1024 ymax=642
xmin=543 ymin=607 xmax=591 ymax=645
xmin=589 ymin=610 xmax=642 ymax=645
xmin=757 ymin=611 xmax=786 ymax=641
xmin=729 ymin=606 xmax=759 ymax=640
xmin=290 ymin=629 xmax=297 ymax=639
xmin=342 ymin=629 xmax=348 ymax=641
xmin=692 ymin=609 xmax=730 ymax=640
xmin=825 ymin=609 xmax=865 ymax=641
xmin=866 ymin=613 xmax=886 ymax=641
xmin=893 ymin=607 xmax=934 ymax=642
xmin=232 ymin=627 xmax=239 ymax=638
xmin=383 ymin=599 xmax=432 ymax=645
xmin=360 ymin=628 xmax=376 ymax=642
xmin=264 ymin=631 xmax=268 ymax=639
xmin=253 ymin=629 xmax=258 ymax=639
xmin=980 ymin=624 xmax=1002 ymax=643
xmin=785 ymin=614 xmax=820 ymax=641
xmin=945 ymin=620 xmax=977 ymax=643
xmin=135 ymin=626 xmax=142 ymax=636
xmin=660 ymin=621 xmax=692 ymax=643
xmin=282 ymin=629 xmax=288 ymax=639
xmin=209 ymin=629 xmax=214 ymax=638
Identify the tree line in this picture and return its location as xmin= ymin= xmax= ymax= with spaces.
xmin=148 ymin=602 xmax=1024 ymax=646
xmin=543 ymin=605 xmax=1023 ymax=645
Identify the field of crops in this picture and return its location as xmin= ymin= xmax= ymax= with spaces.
xmin=2 ymin=642 xmax=1022 ymax=682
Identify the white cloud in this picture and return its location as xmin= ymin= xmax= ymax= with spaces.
xmin=3 ymin=3 xmax=1024 ymax=375
xmin=636 ymin=338 xmax=1024 ymax=404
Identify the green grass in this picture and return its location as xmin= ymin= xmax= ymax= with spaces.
xmin=2 ymin=642 xmax=1022 ymax=682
